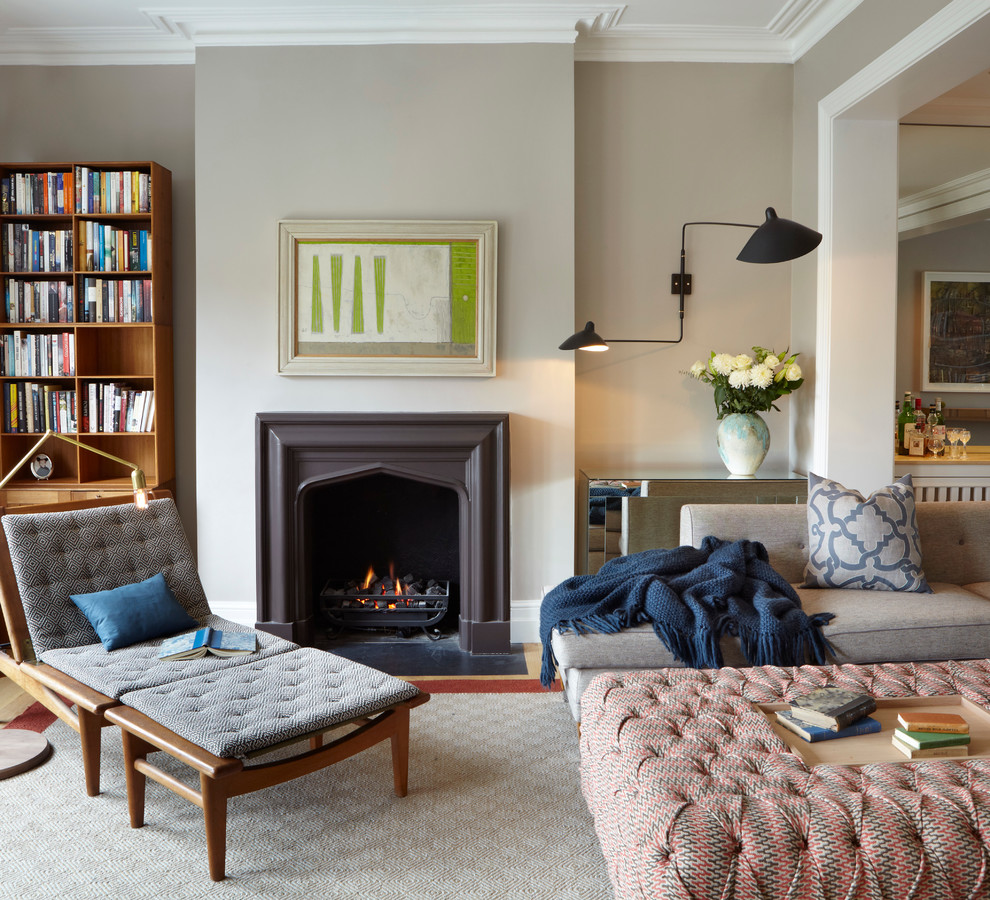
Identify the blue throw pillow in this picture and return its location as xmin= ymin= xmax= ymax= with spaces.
xmin=803 ymin=472 xmax=931 ymax=592
xmin=70 ymin=573 xmax=199 ymax=651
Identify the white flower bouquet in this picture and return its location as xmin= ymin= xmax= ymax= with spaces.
xmin=687 ymin=346 xmax=804 ymax=419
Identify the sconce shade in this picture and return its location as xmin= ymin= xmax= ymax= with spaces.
xmin=736 ymin=207 xmax=822 ymax=264
xmin=559 ymin=321 xmax=608 ymax=351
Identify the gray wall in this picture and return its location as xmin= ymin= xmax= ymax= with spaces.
xmin=193 ymin=45 xmax=576 ymax=629
xmin=0 ymin=65 xmax=197 ymax=537
xmin=574 ymin=61 xmax=795 ymax=472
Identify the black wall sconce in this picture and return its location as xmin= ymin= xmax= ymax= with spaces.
xmin=559 ymin=207 xmax=822 ymax=351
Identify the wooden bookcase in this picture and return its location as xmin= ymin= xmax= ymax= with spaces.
xmin=0 ymin=161 xmax=174 ymax=507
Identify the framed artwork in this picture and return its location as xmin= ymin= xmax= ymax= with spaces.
xmin=278 ymin=219 xmax=497 ymax=376
xmin=923 ymin=271 xmax=990 ymax=391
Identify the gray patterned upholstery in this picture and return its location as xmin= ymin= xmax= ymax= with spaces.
xmin=120 ymin=647 xmax=421 ymax=758
xmin=40 ymin=615 xmax=298 ymax=699
xmin=3 ymin=498 xmax=211 ymax=655
xmin=804 ymin=472 xmax=930 ymax=592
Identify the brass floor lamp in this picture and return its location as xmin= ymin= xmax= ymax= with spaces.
xmin=0 ymin=430 xmax=149 ymax=778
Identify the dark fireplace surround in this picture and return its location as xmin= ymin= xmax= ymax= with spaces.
xmin=255 ymin=412 xmax=510 ymax=653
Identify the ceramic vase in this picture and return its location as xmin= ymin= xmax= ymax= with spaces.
xmin=716 ymin=412 xmax=769 ymax=477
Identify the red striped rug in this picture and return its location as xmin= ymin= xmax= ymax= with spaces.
xmin=5 ymin=701 xmax=56 ymax=732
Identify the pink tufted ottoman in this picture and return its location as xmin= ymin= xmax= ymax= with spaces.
xmin=580 ymin=660 xmax=990 ymax=900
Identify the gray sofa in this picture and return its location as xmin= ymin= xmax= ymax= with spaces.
xmin=550 ymin=500 xmax=990 ymax=720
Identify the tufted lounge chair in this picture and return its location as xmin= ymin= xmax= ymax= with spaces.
xmin=0 ymin=494 xmax=429 ymax=879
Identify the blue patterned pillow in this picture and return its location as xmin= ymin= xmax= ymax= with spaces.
xmin=804 ymin=472 xmax=931 ymax=592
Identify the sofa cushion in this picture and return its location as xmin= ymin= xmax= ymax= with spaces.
xmin=70 ymin=572 xmax=199 ymax=651
xmin=804 ymin=472 xmax=930 ymax=593
xmin=796 ymin=582 xmax=989 ymax=662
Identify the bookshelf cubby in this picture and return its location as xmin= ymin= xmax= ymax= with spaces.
xmin=0 ymin=161 xmax=174 ymax=507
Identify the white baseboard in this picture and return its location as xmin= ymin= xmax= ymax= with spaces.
xmin=210 ymin=601 xmax=256 ymax=628
xmin=509 ymin=597 xmax=541 ymax=644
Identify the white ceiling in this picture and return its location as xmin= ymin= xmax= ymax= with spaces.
xmin=0 ymin=0 xmax=866 ymax=65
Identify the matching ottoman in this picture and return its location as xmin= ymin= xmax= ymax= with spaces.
xmin=580 ymin=660 xmax=990 ymax=900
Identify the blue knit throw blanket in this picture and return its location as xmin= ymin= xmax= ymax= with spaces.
xmin=540 ymin=537 xmax=834 ymax=688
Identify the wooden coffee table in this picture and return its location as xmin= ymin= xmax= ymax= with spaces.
xmin=759 ymin=694 xmax=989 ymax=766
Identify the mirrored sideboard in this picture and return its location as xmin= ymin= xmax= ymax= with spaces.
xmin=578 ymin=467 xmax=808 ymax=575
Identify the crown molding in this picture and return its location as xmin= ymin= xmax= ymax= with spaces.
xmin=574 ymin=0 xmax=864 ymax=63
xmin=0 ymin=25 xmax=195 ymax=66
xmin=0 ymin=0 xmax=861 ymax=66
xmin=899 ymin=166 xmax=990 ymax=238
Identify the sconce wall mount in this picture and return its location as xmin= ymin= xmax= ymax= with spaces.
xmin=560 ymin=206 xmax=821 ymax=352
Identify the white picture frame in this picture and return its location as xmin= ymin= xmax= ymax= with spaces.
xmin=278 ymin=219 xmax=497 ymax=376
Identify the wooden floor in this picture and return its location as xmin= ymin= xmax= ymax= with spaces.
xmin=0 ymin=675 xmax=34 ymax=725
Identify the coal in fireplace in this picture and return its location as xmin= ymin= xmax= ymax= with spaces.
xmin=255 ymin=412 xmax=510 ymax=654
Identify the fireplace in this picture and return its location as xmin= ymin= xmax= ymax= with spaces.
xmin=255 ymin=412 xmax=510 ymax=653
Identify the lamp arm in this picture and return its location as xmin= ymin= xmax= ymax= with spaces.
xmin=0 ymin=430 xmax=147 ymax=496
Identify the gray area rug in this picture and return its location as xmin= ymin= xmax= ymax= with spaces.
xmin=1 ymin=692 xmax=611 ymax=899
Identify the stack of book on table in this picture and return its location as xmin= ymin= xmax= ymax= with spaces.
xmin=891 ymin=711 xmax=970 ymax=758
xmin=775 ymin=686 xmax=879 ymax=742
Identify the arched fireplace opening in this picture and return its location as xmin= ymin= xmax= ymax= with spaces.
xmin=302 ymin=470 xmax=462 ymax=641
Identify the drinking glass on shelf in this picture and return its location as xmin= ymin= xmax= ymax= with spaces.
xmin=929 ymin=437 xmax=945 ymax=459
xmin=960 ymin=429 xmax=972 ymax=459
xmin=947 ymin=427 xmax=962 ymax=458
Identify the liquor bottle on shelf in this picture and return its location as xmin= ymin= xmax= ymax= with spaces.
xmin=926 ymin=403 xmax=939 ymax=455
xmin=904 ymin=398 xmax=927 ymax=456
xmin=894 ymin=400 xmax=900 ymax=453
xmin=898 ymin=392 xmax=913 ymax=455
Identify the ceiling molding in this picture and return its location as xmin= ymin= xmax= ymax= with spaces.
xmin=573 ymin=0 xmax=864 ymax=63
xmin=899 ymin=166 xmax=990 ymax=239
xmin=0 ymin=1 xmax=861 ymax=66
xmin=147 ymin=3 xmax=621 ymax=47
xmin=0 ymin=25 xmax=195 ymax=66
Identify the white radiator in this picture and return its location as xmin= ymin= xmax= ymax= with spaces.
xmin=912 ymin=477 xmax=990 ymax=502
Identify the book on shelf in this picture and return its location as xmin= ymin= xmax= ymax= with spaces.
xmin=775 ymin=710 xmax=882 ymax=742
xmin=5 ymin=279 xmax=74 ymax=324
xmin=896 ymin=712 xmax=969 ymax=734
xmin=892 ymin=727 xmax=971 ymax=751
xmin=891 ymin=733 xmax=970 ymax=759
xmin=787 ymin=686 xmax=877 ymax=731
xmin=0 ymin=171 xmax=74 ymax=215
xmin=158 ymin=626 xmax=258 ymax=661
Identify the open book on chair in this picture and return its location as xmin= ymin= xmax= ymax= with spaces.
xmin=158 ymin=626 xmax=257 ymax=660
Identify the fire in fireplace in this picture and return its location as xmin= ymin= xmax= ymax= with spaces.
xmin=320 ymin=566 xmax=450 ymax=639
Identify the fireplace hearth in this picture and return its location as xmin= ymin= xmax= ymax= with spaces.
xmin=255 ymin=412 xmax=510 ymax=653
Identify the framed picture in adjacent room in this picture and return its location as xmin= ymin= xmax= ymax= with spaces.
xmin=922 ymin=271 xmax=990 ymax=391
xmin=277 ymin=219 xmax=497 ymax=376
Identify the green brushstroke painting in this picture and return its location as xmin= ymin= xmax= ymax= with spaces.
xmin=311 ymin=255 xmax=323 ymax=333
xmin=352 ymin=256 xmax=364 ymax=334
xmin=450 ymin=242 xmax=477 ymax=345
xmin=374 ymin=256 xmax=387 ymax=334
xmin=330 ymin=254 xmax=342 ymax=332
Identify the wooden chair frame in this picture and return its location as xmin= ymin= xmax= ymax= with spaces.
xmin=0 ymin=492 xmax=432 ymax=879
xmin=107 ymin=692 xmax=430 ymax=881
xmin=0 ymin=494 xmax=156 ymax=796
